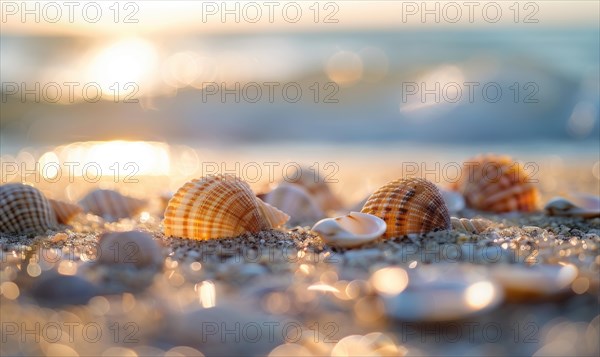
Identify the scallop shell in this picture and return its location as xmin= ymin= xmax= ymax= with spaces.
xmin=451 ymin=217 xmax=493 ymax=234
xmin=311 ymin=212 xmax=386 ymax=248
xmin=0 ymin=183 xmax=58 ymax=235
xmin=79 ymin=189 xmax=147 ymax=222
xmin=453 ymin=154 xmax=539 ymax=212
xmin=164 ymin=175 xmax=289 ymax=240
xmin=544 ymin=195 xmax=600 ymax=218
xmin=48 ymin=199 xmax=83 ymax=224
xmin=361 ymin=178 xmax=451 ymax=238
xmin=285 ymin=166 xmax=343 ymax=212
xmin=261 ymin=183 xmax=324 ymax=225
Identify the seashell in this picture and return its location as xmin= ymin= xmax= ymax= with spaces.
xmin=451 ymin=217 xmax=493 ymax=234
xmin=0 ymin=183 xmax=58 ymax=235
xmin=97 ymin=230 xmax=163 ymax=268
xmin=490 ymin=264 xmax=578 ymax=301
xmin=311 ymin=212 xmax=386 ymax=248
xmin=377 ymin=265 xmax=502 ymax=321
xmin=361 ymin=178 xmax=451 ymax=238
xmin=261 ymin=183 xmax=325 ymax=226
xmin=544 ymin=195 xmax=600 ymax=218
xmin=453 ymin=154 xmax=539 ymax=212
xmin=285 ymin=165 xmax=344 ymax=212
xmin=79 ymin=189 xmax=147 ymax=222
xmin=48 ymin=199 xmax=83 ymax=224
xmin=164 ymin=175 xmax=289 ymax=240
xmin=439 ymin=187 xmax=465 ymax=213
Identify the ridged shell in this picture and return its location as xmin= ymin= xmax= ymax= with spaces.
xmin=451 ymin=217 xmax=493 ymax=234
xmin=361 ymin=178 xmax=451 ymax=238
xmin=0 ymin=183 xmax=58 ymax=235
xmin=453 ymin=154 xmax=539 ymax=212
xmin=48 ymin=199 xmax=83 ymax=224
xmin=79 ymin=189 xmax=147 ymax=222
xmin=311 ymin=212 xmax=386 ymax=248
xmin=164 ymin=175 xmax=289 ymax=240
xmin=285 ymin=166 xmax=343 ymax=212
xmin=261 ymin=183 xmax=324 ymax=225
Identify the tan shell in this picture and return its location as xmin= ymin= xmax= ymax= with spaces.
xmin=79 ymin=189 xmax=147 ymax=222
xmin=451 ymin=217 xmax=493 ymax=234
xmin=48 ymin=199 xmax=83 ymax=224
xmin=261 ymin=183 xmax=324 ymax=225
xmin=453 ymin=154 xmax=539 ymax=212
xmin=163 ymin=175 xmax=289 ymax=240
xmin=285 ymin=166 xmax=343 ymax=212
xmin=361 ymin=178 xmax=451 ymax=238
xmin=0 ymin=183 xmax=58 ymax=235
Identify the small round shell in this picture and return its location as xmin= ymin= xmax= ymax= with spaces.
xmin=285 ymin=166 xmax=343 ymax=212
xmin=261 ymin=183 xmax=325 ymax=226
xmin=453 ymin=154 xmax=539 ymax=212
xmin=79 ymin=189 xmax=147 ymax=222
xmin=361 ymin=178 xmax=451 ymax=238
xmin=0 ymin=183 xmax=58 ymax=235
xmin=451 ymin=217 xmax=493 ymax=234
xmin=48 ymin=199 xmax=83 ymax=224
xmin=311 ymin=212 xmax=386 ymax=248
xmin=164 ymin=175 xmax=289 ymax=240
xmin=544 ymin=195 xmax=599 ymax=218
xmin=97 ymin=231 xmax=162 ymax=268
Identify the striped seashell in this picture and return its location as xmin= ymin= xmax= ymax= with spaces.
xmin=361 ymin=178 xmax=451 ymax=238
xmin=261 ymin=183 xmax=325 ymax=225
xmin=48 ymin=199 xmax=83 ymax=224
xmin=285 ymin=166 xmax=343 ymax=212
xmin=0 ymin=183 xmax=58 ymax=235
xmin=164 ymin=175 xmax=289 ymax=240
xmin=79 ymin=189 xmax=147 ymax=222
xmin=451 ymin=217 xmax=493 ymax=234
xmin=453 ymin=154 xmax=539 ymax=212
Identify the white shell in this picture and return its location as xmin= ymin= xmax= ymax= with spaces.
xmin=544 ymin=195 xmax=600 ymax=218
xmin=261 ymin=183 xmax=324 ymax=226
xmin=490 ymin=264 xmax=578 ymax=300
xmin=311 ymin=212 xmax=386 ymax=248
xmin=439 ymin=188 xmax=466 ymax=213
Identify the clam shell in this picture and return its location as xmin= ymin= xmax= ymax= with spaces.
xmin=79 ymin=189 xmax=147 ymax=222
xmin=451 ymin=217 xmax=493 ymax=234
xmin=454 ymin=154 xmax=539 ymax=212
xmin=311 ymin=212 xmax=386 ymax=248
xmin=490 ymin=264 xmax=578 ymax=300
xmin=48 ymin=199 xmax=83 ymax=224
xmin=262 ymin=183 xmax=325 ymax=225
xmin=544 ymin=195 xmax=600 ymax=218
xmin=285 ymin=165 xmax=343 ymax=212
xmin=0 ymin=183 xmax=58 ymax=235
xmin=361 ymin=178 xmax=451 ymax=238
xmin=163 ymin=175 xmax=289 ymax=240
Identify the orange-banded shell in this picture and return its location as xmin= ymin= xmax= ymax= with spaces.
xmin=79 ymin=189 xmax=147 ymax=222
xmin=0 ymin=183 xmax=58 ymax=235
xmin=453 ymin=154 xmax=539 ymax=212
xmin=285 ymin=166 xmax=343 ymax=212
xmin=48 ymin=199 xmax=83 ymax=224
xmin=361 ymin=178 xmax=451 ymax=238
xmin=163 ymin=175 xmax=289 ymax=240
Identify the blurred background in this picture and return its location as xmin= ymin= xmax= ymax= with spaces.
xmin=1 ymin=1 xmax=599 ymax=203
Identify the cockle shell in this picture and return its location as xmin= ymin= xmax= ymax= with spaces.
xmin=79 ymin=189 xmax=147 ymax=222
xmin=453 ymin=154 xmax=539 ymax=212
xmin=261 ymin=183 xmax=325 ymax=226
xmin=451 ymin=217 xmax=493 ymax=234
xmin=544 ymin=195 xmax=600 ymax=218
xmin=311 ymin=212 xmax=386 ymax=248
xmin=0 ymin=183 xmax=58 ymax=235
xmin=163 ymin=175 xmax=289 ymax=240
xmin=361 ymin=178 xmax=451 ymax=238
xmin=48 ymin=199 xmax=83 ymax=224
xmin=285 ymin=166 xmax=343 ymax=212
